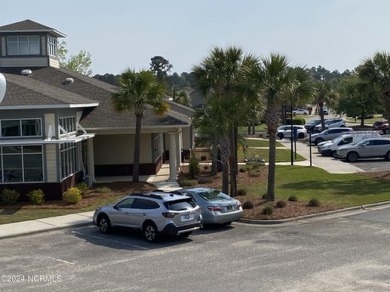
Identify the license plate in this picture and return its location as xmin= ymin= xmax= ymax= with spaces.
xmin=181 ymin=214 xmax=194 ymax=221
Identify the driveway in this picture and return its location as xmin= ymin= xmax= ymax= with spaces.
xmin=1 ymin=207 xmax=390 ymax=291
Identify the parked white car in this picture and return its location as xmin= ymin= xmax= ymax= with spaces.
xmin=277 ymin=125 xmax=307 ymax=140
xmin=293 ymin=108 xmax=309 ymax=115
xmin=317 ymin=131 xmax=381 ymax=157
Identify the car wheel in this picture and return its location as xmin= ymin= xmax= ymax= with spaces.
xmin=97 ymin=215 xmax=111 ymax=234
xmin=298 ymin=133 xmax=304 ymax=139
xmin=384 ymin=129 xmax=389 ymax=134
xmin=385 ymin=151 xmax=390 ymax=160
xmin=332 ymin=151 xmax=337 ymax=158
xmin=277 ymin=133 xmax=284 ymax=140
xmin=315 ymin=138 xmax=324 ymax=145
xmin=223 ymin=222 xmax=232 ymax=226
xmin=179 ymin=231 xmax=192 ymax=237
xmin=143 ymin=222 xmax=159 ymax=243
xmin=346 ymin=152 xmax=358 ymax=162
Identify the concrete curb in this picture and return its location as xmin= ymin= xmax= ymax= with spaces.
xmin=237 ymin=201 xmax=390 ymax=225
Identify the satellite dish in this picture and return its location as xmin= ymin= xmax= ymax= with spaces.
xmin=0 ymin=73 xmax=6 ymax=103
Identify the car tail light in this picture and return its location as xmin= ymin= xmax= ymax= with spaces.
xmin=207 ymin=206 xmax=222 ymax=211
xmin=162 ymin=212 xmax=177 ymax=218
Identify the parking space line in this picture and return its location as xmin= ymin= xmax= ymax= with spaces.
xmin=71 ymin=231 xmax=148 ymax=250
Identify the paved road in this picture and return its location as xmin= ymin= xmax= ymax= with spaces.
xmin=1 ymin=208 xmax=390 ymax=292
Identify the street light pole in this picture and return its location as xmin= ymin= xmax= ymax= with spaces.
xmin=290 ymin=98 xmax=294 ymax=165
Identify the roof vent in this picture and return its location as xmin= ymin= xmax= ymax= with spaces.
xmin=21 ymin=69 xmax=32 ymax=76
xmin=63 ymin=77 xmax=74 ymax=85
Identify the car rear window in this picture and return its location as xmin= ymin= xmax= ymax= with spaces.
xmin=197 ymin=190 xmax=233 ymax=202
xmin=165 ymin=199 xmax=197 ymax=211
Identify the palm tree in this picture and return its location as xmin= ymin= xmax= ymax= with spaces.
xmin=357 ymin=52 xmax=390 ymax=119
xmin=245 ymin=54 xmax=314 ymax=201
xmin=112 ymin=69 xmax=168 ymax=182
xmin=192 ymin=46 xmax=258 ymax=195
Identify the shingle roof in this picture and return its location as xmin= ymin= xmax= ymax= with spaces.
xmin=0 ymin=67 xmax=191 ymax=129
xmin=0 ymin=19 xmax=65 ymax=37
xmin=0 ymin=71 xmax=98 ymax=107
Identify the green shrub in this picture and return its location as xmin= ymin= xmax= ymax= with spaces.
xmin=77 ymin=182 xmax=89 ymax=196
xmin=63 ymin=187 xmax=82 ymax=204
xmin=308 ymin=198 xmax=320 ymax=207
xmin=288 ymin=195 xmax=298 ymax=202
xmin=237 ymin=189 xmax=247 ymax=196
xmin=0 ymin=188 xmax=20 ymax=205
xmin=261 ymin=206 xmax=273 ymax=215
xmin=27 ymin=189 xmax=45 ymax=205
xmin=242 ymin=201 xmax=254 ymax=209
xmin=275 ymin=200 xmax=286 ymax=208
xmin=189 ymin=152 xmax=200 ymax=179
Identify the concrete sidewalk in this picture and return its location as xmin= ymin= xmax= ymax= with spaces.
xmin=0 ymin=141 xmax=365 ymax=239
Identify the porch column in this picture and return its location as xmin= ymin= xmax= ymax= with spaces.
xmin=175 ymin=131 xmax=181 ymax=170
xmin=168 ymin=132 xmax=177 ymax=181
xmin=87 ymin=138 xmax=95 ymax=184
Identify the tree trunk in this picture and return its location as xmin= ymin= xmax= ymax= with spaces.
xmin=219 ymin=137 xmax=230 ymax=195
xmin=211 ymin=135 xmax=218 ymax=176
xmin=133 ymin=114 xmax=143 ymax=183
xmin=266 ymin=127 xmax=276 ymax=201
xmin=229 ymin=126 xmax=237 ymax=197
xmin=265 ymin=105 xmax=280 ymax=202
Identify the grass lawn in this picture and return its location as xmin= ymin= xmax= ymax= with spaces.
xmin=241 ymin=165 xmax=390 ymax=207
xmin=238 ymin=148 xmax=305 ymax=162
xmin=243 ymin=138 xmax=283 ymax=148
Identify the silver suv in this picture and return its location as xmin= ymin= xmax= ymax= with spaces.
xmin=336 ymin=138 xmax=390 ymax=162
xmin=93 ymin=192 xmax=202 ymax=242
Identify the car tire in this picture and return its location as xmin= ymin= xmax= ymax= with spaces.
xmin=332 ymin=151 xmax=337 ymax=158
xmin=277 ymin=133 xmax=284 ymax=140
xmin=179 ymin=231 xmax=192 ymax=237
xmin=385 ymin=151 xmax=390 ymax=160
xmin=223 ymin=222 xmax=232 ymax=226
xmin=384 ymin=129 xmax=389 ymax=134
xmin=346 ymin=152 xmax=358 ymax=162
xmin=298 ymin=133 xmax=304 ymax=139
xmin=143 ymin=222 xmax=159 ymax=243
xmin=97 ymin=215 xmax=111 ymax=234
xmin=315 ymin=138 xmax=324 ymax=145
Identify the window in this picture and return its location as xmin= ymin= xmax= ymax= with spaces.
xmin=7 ymin=35 xmax=40 ymax=55
xmin=59 ymin=117 xmax=76 ymax=135
xmin=0 ymin=145 xmax=43 ymax=183
xmin=48 ymin=36 xmax=57 ymax=56
xmin=132 ymin=199 xmax=160 ymax=209
xmin=60 ymin=142 xmax=81 ymax=179
xmin=1 ymin=119 xmax=42 ymax=137
xmin=116 ymin=198 xmax=135 ymax=208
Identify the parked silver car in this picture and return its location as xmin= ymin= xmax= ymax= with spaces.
xmin=309 ymin=127 xmax=353 ymax=145
xmin=336 ymin=138 xmax=390 ymax=162
xmin=176 ymin=187 xmax=243 ymax=225
xmin=317 ymin=131 xmax=380 ymax=157
xmin=93 ymin=192 xmax=202 ymax=242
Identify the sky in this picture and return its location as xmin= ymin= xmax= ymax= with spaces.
xmin=2 ymin=0 xmax=390 ymax=76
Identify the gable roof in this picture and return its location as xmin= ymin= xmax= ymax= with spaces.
xmin=0 ymin=19 xmax=65 ymax=37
